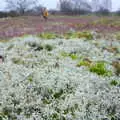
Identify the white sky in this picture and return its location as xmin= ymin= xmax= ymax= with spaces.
xmin=0 ymin=0 xmax=120 ymax=11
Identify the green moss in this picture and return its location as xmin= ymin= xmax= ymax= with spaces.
xmin=60 ymin=51 xmax=69 ymax=58
xmin=112 ymin=61 xmax=120 ymax=76
xmin=53 ymin=89 xmax=64 ymax=99
xmin=116 ymin=33 xmax=120 ymax=40
xmin=38 ymin=33 xmax=57 ymax=39
xmin=50 ymin=113 xmax=59 ymax=120
xmin=61 ymin=51 xmax=78 ymax=60
xmin=77 ymin=60 xmax=91 ymax=67
xmin=110 ymin=80 xmax=118 ymax=86
xmin=90 ymin=61 xmax=112 ymax=76
xmin=64 ymin=31 xmax=93 ymax=40
xmin=44 ymin=44 xmax=53 ymax=51
xmin=69 ymin=54 xmax=78 ymax=60
xmin=28 ymin=76 xmax=33 ymax=82
xmin=12 ymin=57 xmax=24 ymax=65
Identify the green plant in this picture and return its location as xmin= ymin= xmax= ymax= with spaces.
xmin=38 ymin=33 xmax=57 ymax=39
xmin=12 ymin=57 xmax=24 ymax=64
xmin=69 ymin=53 xmax=78 ymax=60
xmin=64 ymin=31 xmax=93 ymax=40
xmin=116 ymin=33 xmax=120 ymax=40
xmin=77 ymin=31 xmax=93 ymax=40
xmin=61 ymin=51 xmax=69 ymax=58
xmin=44 ymin=44 xmax=53 ymax=51
xmin=77 ymin=60 xmax=91 ymax=67
xmin=110 ymin=80 xmax=118 ymax=86
xmin=90 ymin=61 xmax=112 ymax=76
xmin=112 ymin=61 xmax=120 ymax=76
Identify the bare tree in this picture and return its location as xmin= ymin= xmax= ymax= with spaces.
xmin=72 ymin=0 xmax=91 ymax=12
xmin=59 ymin=0 xmax=73 ymax=13
xmin=59 ymin=0 xmax=91 ymax=14
xmin=5 ymin=0 xmax=37 ymax=15
xmin=92 ymin=0 xmax=112 ymax=12
xmin=92 ymin=0 xmax=101 ymax=11
xmin=101 ymin=0 xmax=112 ymax=11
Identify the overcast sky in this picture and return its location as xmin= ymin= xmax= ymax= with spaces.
xmin=0 ymin=0 xmax=120 ymax=11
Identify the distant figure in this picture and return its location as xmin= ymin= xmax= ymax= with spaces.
xmin=42 ymin=7 xmax=49 ymax=21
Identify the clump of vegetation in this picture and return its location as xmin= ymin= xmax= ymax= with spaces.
xmin=112 ymin=61 xmax=120 ymax=76
xmin=104 ymin=47 xmax=119 ymax=53
xmin=61 ymin=51 xmax=69 ymax=58
xmin=44 ymin=44 xmax=54 ymax=51
xmin=64 ymin=31 xmax=93 ymax=40
xmin=116 ymin=33 xmax=120 ymax=40
xmin=12 ymin=57 xmax=24 ymax=64
xmin=28 ymin=42 xmax=54 ymax=51
xmin=28 ymin=42 xmax=44 ymax=51
xmin=69 ymin=53 xmax=78 ymax=60
xmin=61 ymin=51 xmax=78 ymax=60
xmin=110 ymin=80 xmax=118 ymax=86
xmin=77 ymin=31 xmax=93 ymax=40
xmin=7 ymin=44 xmax=14 ymax=50
xmin=38 ymin=33 xmax=58 ymax=39
xmin=76 ymin=59 xmax=91 ymax=67
xmin=89 ymin=61 xmax=112 ymax=76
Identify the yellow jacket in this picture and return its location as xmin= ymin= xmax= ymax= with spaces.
xmin=43 ymin=10 xmax=48 ymax=17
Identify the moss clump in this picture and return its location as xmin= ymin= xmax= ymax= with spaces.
xmin=28 ymin=42 xmax=43 ymax=51
xmin=77 ymin=60 xmax=91 ymax=67
xmin=44 ymin=44 xmax=53 ymax=51
xmin=112 ymin=61 xmax=120 ymax=76
xmin=69 ymin=54 xmax=78 ymax=60
xmin=110 ymin=80 xmax=118 ymax=86
xmin=77 ymin=31 xmax=93 ymax=40
xmin=38 ymin=33 xmax=57 ymax=39
xmin=61 ymin=51 xmax=69 ymax=58
xmin=53 ymin=89 xmax=64 ymax=99
xmin=61 ymin=51 xmax=78 ymax=60
xmin=90 ymin=61 xmax=112 ymax=76
xmin=12 ymin=57 xmax=24 ymax=65
xmin=116 ymin=33 xmax=120 ymax=40
xmin=77 ymin=58 xmax=92 ymax=67
xmin=64 ymin=31 xmax=93 ymax=40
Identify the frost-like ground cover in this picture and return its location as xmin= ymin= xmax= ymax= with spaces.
xmin=0 ymin=36 xmax=120 ymax=120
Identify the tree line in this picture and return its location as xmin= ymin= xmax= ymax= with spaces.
xmin=0 ymin=0 xmax=120 ymax=18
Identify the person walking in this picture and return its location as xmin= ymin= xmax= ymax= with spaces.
xmin=42 ymin=7 xmax=49 ymax=21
